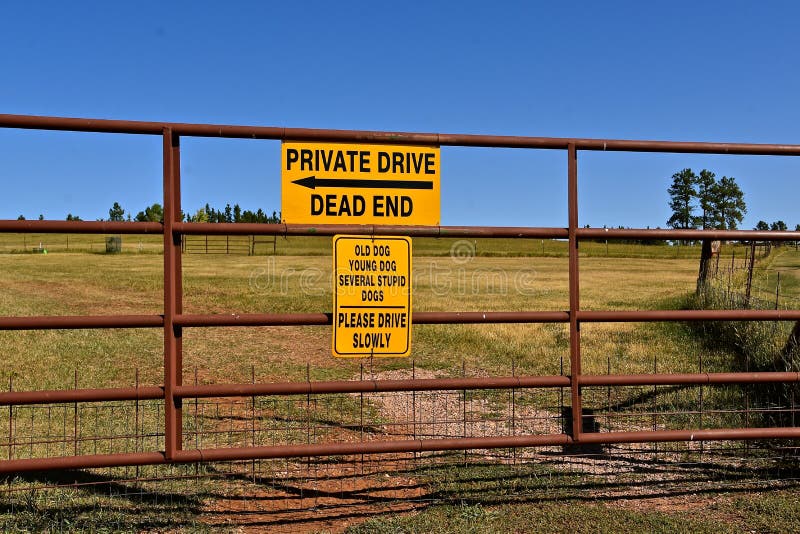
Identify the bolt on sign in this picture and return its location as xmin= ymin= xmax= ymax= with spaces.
xmin=282 ymin=142 xmax=440 ymax=225
xmin=333 ymin=235 xmax=412 ymax=358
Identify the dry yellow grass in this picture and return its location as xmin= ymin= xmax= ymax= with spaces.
xmin=0 ymin=250 xmax=720 ymax=390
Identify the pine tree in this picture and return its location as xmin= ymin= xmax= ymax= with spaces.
xmin=695 ymin=169 xmax=717 ymax=229
xmin=710 ymin=176 xmax=746 ymax=230
xmin=666 ymin=169 xmax=698 ymax=229
xmin=108 ymin=202 xmax=125 ymax=222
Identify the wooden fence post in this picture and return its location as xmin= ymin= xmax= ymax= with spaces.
xmin=696 ymin=240 xmax=720 ymax=295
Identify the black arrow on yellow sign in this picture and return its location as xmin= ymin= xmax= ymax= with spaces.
xmin=292 ymin=175 xmax=434 ymax=191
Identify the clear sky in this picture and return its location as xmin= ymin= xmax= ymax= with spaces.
xmin=1 ymin=1 xmax=798 ymax=229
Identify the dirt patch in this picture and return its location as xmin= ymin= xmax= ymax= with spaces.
xmin=199 ymin=460 xmax=427 ymax=533
xmin=194 ymin=367 xmax=788 ymax=532
xmin=366 ymin=368 xmax=563 ymax=441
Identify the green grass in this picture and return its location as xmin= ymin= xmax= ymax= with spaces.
xmin=683 ymin=249 xmax=800 ymax=429
xmin=0 ymin=466 xmax=211 ymax=532
xmin=759 ymin=248 xmax=800 ymax=304
xmin=346 ymin=462 xmax=800 ymax=534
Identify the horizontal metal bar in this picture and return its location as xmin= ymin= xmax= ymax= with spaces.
xmin=174 ymin=222 xmax=569 ymax=239
xmin=175 ymin=310 xmax=800 ymax=328
xmin=579 ymin=310 xmax=800 ymax=322
xmin=567 ymin=139 xmax=800 ymax=156
xmin=0 ymin=220 xmax=163 ymax=234
xmin=579 ymin=427 xmax=800 ymax=444
xmin=0 ymin=114 xmax=168 ymax=135
xmin=5 ymin=309 xmax=793 ymax=331
xmin=177 ymin=426 xmax=800 ymax=460
xmin=0 ymin=315 xmax=164 ymax=330
xmin=174 ymin=311 xmax=569 ymax=328
xmin=2 ymin=425 xmax=799 ymax=473
xmin=178 ymin=435 xmax=572 ymax=463
xmin=176 ymin=370 xmax=800 ymax=398
xmin=0 ymin=452 xmax=166 ymax=474
xmin=2 ymin=221 xmax=795 ymax=241
xmin=175 ymin=375 xmax=571 ymax=398
xmin=580 ymin=371 xmax=800 ymax=386
xmin=3 ymin=114 xmax=800 ymax=155
xmin=0 ymin=436 xmax=571 ymax=474
xmin=415 ymin=311 xmax=570 ymax=324
xmin=1 ymin=370 xmax=794 ymax=407
xmin=578 ymin=228 xmax=800 ymax=242
xmin=3 ymin=221 xmax=795 ymax=241
xmin=174 ymin=313 xmax=330 ymax=327
xmin=0 ymin=386 xmax=163 ymax=406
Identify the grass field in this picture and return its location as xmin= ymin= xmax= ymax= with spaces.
xmin=0 ymin=240 xmax=798 ymax=531
xmin=758 ymin=246 xmax=800 ymax=306
xmin=0 ymin=243 xmax=758 ymax=390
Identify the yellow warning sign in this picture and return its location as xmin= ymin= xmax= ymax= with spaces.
xmin=333 ymin=235 xmax=412 ymax=358
xmin=282 ymin=142 xmax=440 ymax=225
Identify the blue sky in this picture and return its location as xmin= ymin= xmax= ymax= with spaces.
xmin=1 ymin=1 xmax=798 ymax=229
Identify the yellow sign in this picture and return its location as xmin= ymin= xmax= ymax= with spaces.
xmin=282 ymin=142 xmax=440 ymax=225
xmin=333 ymin=235 xmax=412 ymax=358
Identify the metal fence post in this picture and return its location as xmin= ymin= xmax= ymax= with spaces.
xmin=568 ymin=143 xmax=582 ymax=441
xmin=163 ymin=128 xmax=183 ymax=459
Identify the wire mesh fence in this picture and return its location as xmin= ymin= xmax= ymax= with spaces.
xmin=2 ymin=363 xmax=799 ymax=479
xmin=1 ymin=384 xmax=799 ymax=531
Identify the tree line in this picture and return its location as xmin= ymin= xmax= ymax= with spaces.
xmin=116 ymin=202 xmax=279 ymax=223
xmin=14 ymin=203 xmax=281 ymax=224
xmin=754 ymin=220 xmax=799 ymax=232
xmin=667 ymin=169 xmax=746 ymax=230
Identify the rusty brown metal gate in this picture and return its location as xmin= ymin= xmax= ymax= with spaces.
xmin=1 ymin=113 xmax=799 ymax=473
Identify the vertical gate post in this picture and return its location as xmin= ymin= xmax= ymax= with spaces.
xmin=567 ymin=143 xmax=583 ymax=440
xmin=163 ymin=128 xmax=183 ymax=459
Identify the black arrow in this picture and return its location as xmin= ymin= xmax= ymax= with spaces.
xmin=292 ymin=175 xmax=433 ymax=191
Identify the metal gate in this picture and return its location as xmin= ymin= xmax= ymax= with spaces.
xmin=0 ymin=113 xmax=799 ymax=473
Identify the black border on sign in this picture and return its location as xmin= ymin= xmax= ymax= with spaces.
xmin=333 ymin=235 xmax=412 ymax=357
